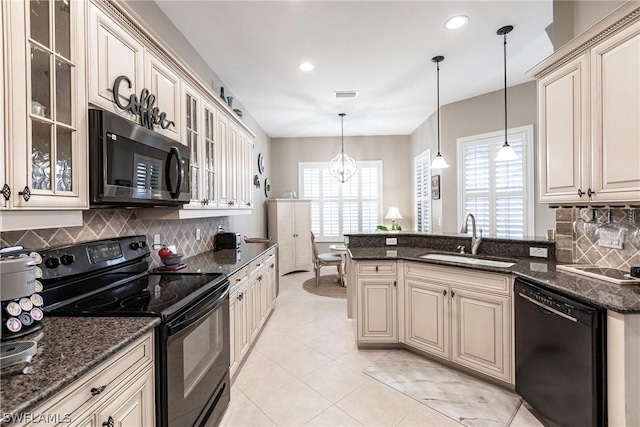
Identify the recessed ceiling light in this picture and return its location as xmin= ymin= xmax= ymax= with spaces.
xmin=445 ymin=15 xmax=468 ymax=30
xmin=299 ymin=62 xmax=315 ymax=71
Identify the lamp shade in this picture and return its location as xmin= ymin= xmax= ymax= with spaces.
xmin=495 ymin=143 xmax=519 ymax=162
xmin=385 ymin=207 xmax=403 ymax=220
xmin=430 ymin=153 xmax=450 ymax=169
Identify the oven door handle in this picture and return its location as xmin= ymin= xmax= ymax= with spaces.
xmin=165 ymin=146 xmax=184 ymax=199
xmin=166 ymin=286 xmax=229 ymax=336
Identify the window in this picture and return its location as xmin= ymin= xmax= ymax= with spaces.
xmin=457 ymin=125 xmax=534 ymax=238
xmin=414 ymin=149 xmax=431 ymax=233
xmin=299 ymin=161 xmax=383 ymax=241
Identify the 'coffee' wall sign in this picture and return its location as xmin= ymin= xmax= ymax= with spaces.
xmin=112 ymin=75 xmax=175 ymax=131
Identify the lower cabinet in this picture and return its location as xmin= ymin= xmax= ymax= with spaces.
xmin=18 ymin=333 xmax=155 ymax=427
xmin=356 ymin=270 xmax=398 ymax=343
xmin=229 ymin=247 xmax=277 ymax=378
xmin=405 ymin=278 xmax=450 ymax=359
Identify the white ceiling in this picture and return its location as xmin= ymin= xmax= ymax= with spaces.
xmin=154 ymin=0 xmax=553 ymax=138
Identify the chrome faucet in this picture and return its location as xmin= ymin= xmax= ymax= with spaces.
xmin=460 ymin=213 xmax=483 ymax=255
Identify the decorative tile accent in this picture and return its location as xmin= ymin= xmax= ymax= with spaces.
xmin=0 ymin=209 xmax=229 ymax=268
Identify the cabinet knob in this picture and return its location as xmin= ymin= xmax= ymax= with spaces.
xmin=451 ymin=291 xmax=455 ymax=298
xmin=375 ymin=266 xmax=379 ymax=272
xmin=577 ymin=189 xmax=584 ymax=197
xmin=443 ymin=289 xmax=447 ymax=296
xmin=393 ymin=280 xmax=397 ymax=287
xmin=102 ymin=416 xmax=114 ymax=427
xmin=1 ymin=184 xmax=10 ymax=201
xmin=91 ymin=385 xmax=107 ymax=396
xmin=18 ymin=186 xmax=31 ymax=202
xmin=587 ymin=188 xmax=595 ymax=198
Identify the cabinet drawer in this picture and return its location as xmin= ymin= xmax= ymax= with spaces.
xmin=264 ymin=250 xmax=276 ymax=266
xmin=357 ymin=261 xmax=396 ymax=276
xmin=249 ymin=256 xmax=267 ymax=276
xmin=229 ymin=268 xmax=248 ymax=289
xmin=26 ymin=333 xmax=154 ymax=426
xmin=405 ymin=262 xmax=511 ymax=295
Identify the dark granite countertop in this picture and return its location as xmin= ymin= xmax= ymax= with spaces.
xmin=176 ymin=243 xmax=277 ymax=276
xmin=349 ymin=247 xmax=640 ymax=314
xmin=0 ymin=317 xmax=159 ymax=418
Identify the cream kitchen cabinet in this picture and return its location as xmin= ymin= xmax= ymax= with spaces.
xmin=18 ymin=332 xmax=155 ymax=427
xmin=181 ymin=82 xmax=204 ymax=206
xmin=1 ymin=0 xmax=6 ymax=210
xmin=4 ymin=0 xmax=88 ymax=210
xmin=87 ymin=3 xmax=144 ymax=123
xmin=267 ymin=199 xmax=313 ymax=275
xmin=355 ymin=261 xmax=398 ymax=344
xmin=145 ymin=51 xmax=181 ymax=142
xmin=533 ymin=3 xmax=640 ymax=205
xmin=402 ymin=262 xmax=513 ymax=384
xmin=216 ymin=112 xmax=231 ymax=207
xmin=229 ymin=247 xmax=278 ymax=379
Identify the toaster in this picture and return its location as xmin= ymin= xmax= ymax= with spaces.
xmin=215 ymin=232 xmax=241 ymax=250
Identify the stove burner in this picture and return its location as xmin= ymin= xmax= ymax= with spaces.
xmin=74 ymin=295 xmax=118 ymax=310
xmin=119 ymin=293 xmax=152 ymax=310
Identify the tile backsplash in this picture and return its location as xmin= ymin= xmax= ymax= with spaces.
xmin=555 ymin=208 xmax=640 ymax=270
xmin=0 ymin=209 xmax=229 ymax=268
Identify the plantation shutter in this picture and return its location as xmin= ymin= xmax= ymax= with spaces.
xmin=414 ymin=150 xmax=431 ymax=233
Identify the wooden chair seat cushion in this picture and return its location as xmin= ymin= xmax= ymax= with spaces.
xmin=318 ymin=253 xmax=342 ymax=262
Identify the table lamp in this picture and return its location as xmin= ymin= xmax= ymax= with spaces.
xmin=385 ymin=207 xmax=403 ymax=231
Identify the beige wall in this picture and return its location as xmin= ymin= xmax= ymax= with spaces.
xmin=125 ymin=0 xmax=271 ymax=239
xmin=552 ymin=0 xmax=625 ymax=49
xmin=270 ymin=135 xmax=412 ymax=241
xmin=410 ymin=81 xmax=556 ymax=238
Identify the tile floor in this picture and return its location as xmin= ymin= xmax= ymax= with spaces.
xmin=220 ymin=271 xmax=543 ymax=426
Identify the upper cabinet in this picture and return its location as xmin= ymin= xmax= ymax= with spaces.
xmin=5 ymin=0 xmax=88 ymax=209
xmin=145 ymin=51 xmax=181 ymax=142
xmin=533 ymin=3 xmax=640 ymax=205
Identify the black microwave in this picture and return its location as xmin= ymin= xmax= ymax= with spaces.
xmin=89 ymin=109 xmax=190 ymax=207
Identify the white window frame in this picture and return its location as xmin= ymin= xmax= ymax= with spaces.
xmin=298 ymin=160 xmax=383 ymax=242
xmin=414 ymin=149 xmax=431 ymax=233
xmin=456 ymin=125 xmax=535 ymax=237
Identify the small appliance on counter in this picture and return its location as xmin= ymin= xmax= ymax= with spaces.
xmin=215 ymin=232 xmax=241 ymax=250
xmin=0 ymin=250 xmax=45 ymax=341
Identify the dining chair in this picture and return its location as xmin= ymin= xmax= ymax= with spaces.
xmin=310 ymin=231 xmax=344 ymax=287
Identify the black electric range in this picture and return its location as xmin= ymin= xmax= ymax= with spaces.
xmin=39 ymin=235 xmax=231 ymax=427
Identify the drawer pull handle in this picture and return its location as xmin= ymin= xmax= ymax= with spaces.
xmin=103 ymin=416 xmax=114 ymax=427
xmin=577 ymin=188 xmax=584 ymax=197
xmin=375 ymin=266 xmax=379 ymax=272
xmin=443 ymin=289 xmax=447 ymax=296
xmin=451 ymin=291 xmax=455 ymax=298
xmin=587 ymin=188 xmax=595 ymax=198
xmin=91 ymin=385 xmax=106 ymax=396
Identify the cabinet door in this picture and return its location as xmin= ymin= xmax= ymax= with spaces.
xmin=228 ymin=123 xmax=239 ymax=206
xmin=537 ymin=55 xmax=590 ymax=204
xmin=96 ymin=367 xmax=155 ymax=427
xmin=277 ymin=202 xmax=296 ymax=275
xmin=0 ymin=1 xmax=6 ymax=210
xmin=357 ymin=277 xmax=397 ymax=343
xmin=590 ymin=23 xmax=640 ymax=203
xmin=259 ymin=272 xmax=268 ymax=325
xmin=88 ymin=4 xmax=144 ymax=121
xmin=268 ymin=258 xmax=277 ymax=307
xmin=249 ymin=277 xmax=259 ymax=342
xmin=294 ymin=202 xmax=312 ymax=269
xmin=182 ymin=83 xmax=201 ymax=205
xmin=237 ymin=285 xmax=250 ymax=361
xmin=145 ymin=52 xmax=181 ymax=141
xmin=405 ymin=278 xmax=449 ymax=359
xmin=244 ymin=133 xmax=254 ymax=208
xmin=229 ymin=291 xmax=238 ymax=378
xmin=216 ymin=113 xmax=230 ymax=206
xmin=451 ymin=288 xmax=511 ymax=383
xmin=237 ymin=131 xmax=252 ymax=207
xmin=202 ymin=102 xmax=217 ymax=207
xmin=9 ymin=0 xmax=88 ymax=209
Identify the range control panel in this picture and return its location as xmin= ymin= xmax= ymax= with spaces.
xmin=39 ymin=235 xmax=150 ymax=280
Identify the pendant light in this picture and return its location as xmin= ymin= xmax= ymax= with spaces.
xmin=430 ymin=56 xmax=449 ymax=169
xmin=495 ymin=25 xmax=519 ymax=162
xmin=329 ymin=113 xmax=357 ymax=183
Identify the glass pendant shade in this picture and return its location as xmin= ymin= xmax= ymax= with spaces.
xmin=431 ymin=152 xmax=449 ymax=169
xmin=329 ymin=113 xmax=357 ymax=183
xmin=495 ymin=143 xmax=519 ymax=162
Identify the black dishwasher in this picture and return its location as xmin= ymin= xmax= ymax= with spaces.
xmin=514 ymin=277 xmax=606 ymax=427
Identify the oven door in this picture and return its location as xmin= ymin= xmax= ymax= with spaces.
xmin=163 ymin=282 xmax=230 ymax=427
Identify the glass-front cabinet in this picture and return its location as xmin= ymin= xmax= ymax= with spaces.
xmin=202 ymin=101 xmax=217 ymax=207
xmin=6 ymin=0 xmax=87 ymax=209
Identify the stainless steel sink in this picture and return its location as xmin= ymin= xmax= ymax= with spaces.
xmin=419 ymin=253 xmax=515 ymax=268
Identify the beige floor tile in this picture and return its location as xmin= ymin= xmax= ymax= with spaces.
xmin=336 ymin=380 xmax=419 ymax=426
xmin=288 ymin=321 xmax=333 ymax=345
xmin=304 ymin=405 xmax=364 ymax=426
xmin=301 ymin=361 xmax=370 ymax=404
xmin=234 ymin=360 xmax=297 ymax=401
xmin=271 ymin=344 xmax=333 ymax=378
xmin=253 ymin=328 xmax=304 ymax=360
xmin=510 ymin=404 xmax=545 ymax=427
xmin=266 ymin=310 xmax=306 ymax=333
xmin=238 ymin=348 xmax=270 ymax=372
xmin=312 ymin=312 xmax=352 ymax=332
xmin=306 ymin=332 xmax=357 ymax=360
xmin=395 ymin=402 xmax=462 ymax=426
xmin=334 ymin=348 xmax=393 ymax=373
xmin=220 ymin=387 xmax=275 ymax=426
xmin=254 ymin=379 xmax=332 ymax=426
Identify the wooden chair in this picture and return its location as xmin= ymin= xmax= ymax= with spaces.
xmin=310 ymin=231 xmax=344 ymax=287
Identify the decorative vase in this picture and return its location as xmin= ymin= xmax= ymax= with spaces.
xmin=227 ymin=96 xmax=233 ymax=108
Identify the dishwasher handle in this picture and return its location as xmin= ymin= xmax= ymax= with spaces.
xmin=518 ymin=292 xmax=578 ymax=322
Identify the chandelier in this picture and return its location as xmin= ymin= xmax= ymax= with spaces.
xmin=329 ymin=113 xmax=357 ymax=183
